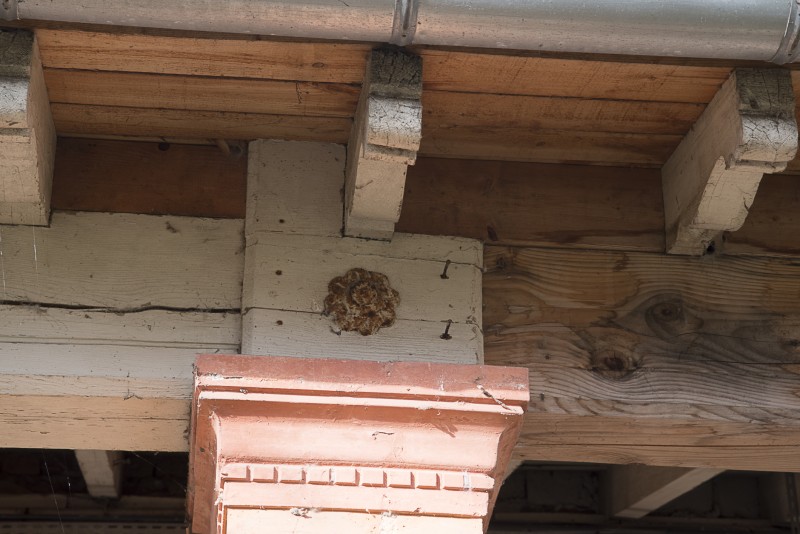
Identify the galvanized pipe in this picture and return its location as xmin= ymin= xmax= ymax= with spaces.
xmin=3 ymin=0 xmax=800 ymax=63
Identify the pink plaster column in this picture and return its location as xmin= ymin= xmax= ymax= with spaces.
xmin=188 ymin=355 xmax=528 ymax=533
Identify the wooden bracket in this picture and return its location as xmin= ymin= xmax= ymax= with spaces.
xmin=662 ymin=69 xmax=797 ymax=255
xmin=75 ymin=450 xmax=124 ymax=499
xmin=344 ymin=47 xmax=422 ymax=240
xmin=608 ymin=466 xmax=723 ymax=518
xmin=0 ymin=30 xmax=56 ymax=225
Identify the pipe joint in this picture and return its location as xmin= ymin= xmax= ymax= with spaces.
xmin=390 ymin=0 xmax=418 ymax=46
xmin=772 ymin=0 xmax=800 ymax=63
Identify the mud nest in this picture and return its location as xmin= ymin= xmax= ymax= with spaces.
xmin=324 ymin=268 xmax=400 ymax=336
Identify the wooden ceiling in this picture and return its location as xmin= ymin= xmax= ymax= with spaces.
xmin=32 ymin=28 xmax=772 ymax=169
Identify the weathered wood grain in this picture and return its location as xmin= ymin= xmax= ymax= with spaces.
xmin=36 ymin=29 xmax=370 ymax=83
xmin=0 ymin=395 xmax=189 ymax=451
xmin=419 ymin=49 xmax=731 ymax=103
xmin=0 ymin=211 xmax=243 ymax=309
xmin=484 ymin=246 xmax=800 ymax=471
xmin=725 ymin=173 xmax=800 ymax=256
xmin=44 ymin=69 xmax=359 ymax=118
xmin=243 ymin=309 xmax=482 ymax=364
xmin=661 ymin=69 xmax=797 ymax=255
xmin=400 ymin=158 xmax=665 ymax=251
xmin=47 ymin=139 xmax=800 ymax=257
xmin=420 ymin=126 xmax=681 ymax=166
xmin=52 ymin=104 xmax=351 ymax=143
xmin=244 ymin=233 xmax=482 ymax=323
xmin=423 ymin=92 xmax=705 ymax=135
xmin=52 ymin=137 xmax=247 ymax=218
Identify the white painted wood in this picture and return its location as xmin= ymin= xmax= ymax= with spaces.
xmin=242 ymin=308 xmax=482 ymax=363
xmin=344 ymin=48 xmax=422 ymax=240
xmin=0 ymin=303 xmax=239 ymax=451
xmin=243 ymin=233 xmax=482 ymax=323
xmin=0 ymin=211 xmax=243 ymax=309
xmin=609 ymin=466 xmax=724 ymax=518
xmin=247 ymin=139 xmax=345 ymax=238
xmin=0 ymin=30 xmax=56 ymax=225
xmin=0 ymin=305 xmax=240 ymax=346
xmin=244 ymin=139 xmax=483 ymax=364
xmin=662 ymin=68 xmax=798 ymax=255
xmin=75 ymin=450 xmax=123 ymax=499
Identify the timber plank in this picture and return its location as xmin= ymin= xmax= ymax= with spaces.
xmin=44 ymin=69 xmax=359 ymax=117
xmin=725 ymin=173 xmax=800 ymax=256
xmin=0 ymin=211 xmax=243 ymax=309
xmin=423 ymin=92 xmax=705 ymax=135
xmin=419 ymin=126 xmax=681 ymax=166
xmin=420 ymin=49 xmax=731 ymax=103
xmin=52 ymin=137 xmax=247 ymax=217
xmin=484 ymin=246 xmax=800 ymax=471
xmin=0 ymin=395 xmax=189 ymax=451
xmin=52 ymin=104 xmax=351 ymax=143
xmin=36 ymin=29 xmax=370 ymax=83
xmin=399 ymin=158 xmax=665 ymax=251
xmin=513 ymin=445 xmax=800 ymax=473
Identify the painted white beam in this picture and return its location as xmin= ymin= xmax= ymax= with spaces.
xmin=344 ymin=47 xmax=422 ymax=240
xmin=75 ymin=450 xmax=124 ymax=499
xmin=662 ymin=68 xmax=797 ymax=255
xmin=244 ymin=139 xmax=482 ymax=363
xmin=608 ymin=465 xmax=724 ymax=519
xmin=0 ymin=30 xmax=56 ymax=225
xmin=0 ymin=211 xmax=242 ymax=451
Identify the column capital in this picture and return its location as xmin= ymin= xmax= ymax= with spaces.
xmin=188 ymin=355 xmax=528 ymax=533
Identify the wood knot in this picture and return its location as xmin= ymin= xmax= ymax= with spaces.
xmin=323 ymin=268 xmax=400 ymax=336
xmin=590 ymin=349 xmax=639 ymax=380
xmin=649 ymin=299 xmax=683 ymax=323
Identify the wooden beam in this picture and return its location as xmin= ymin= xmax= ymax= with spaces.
xmin=662 ymin=69 xmax=798 ymax=255
xmin=35 ymin=28 xmax=370 ymax=83
xmin=0 ymin=210 xmax=242 ymax=451
xmin=419 ymin=49 xmax=731 ymax=103
xmin=0 ymin=30 xmax=56 ymax=225
xmin=344 ymin=48 xmax=422 ymax=239
xmin=244 ymin=139 xmax=482 ymax=362
xmin=51 ymin=138 xmax=246 ymax=218
xmin=75 ymin=450 xmax=124 ymax=499
xmin=608 ymin=466 xmax=723 ymax=518
xmin=44 ymin=69 xmax=359 ymax=118
xmin=484 ymin=246 xmax=800 ymax=472
xmin=52 ymin=104 xmax=351 ymax=144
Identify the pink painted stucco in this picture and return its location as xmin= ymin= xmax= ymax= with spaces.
xmin=188 ymin=355 xmax=529 ymax=533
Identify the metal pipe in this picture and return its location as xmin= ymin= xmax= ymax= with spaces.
xmin=3 ymin=0 xmax=800 ymax=64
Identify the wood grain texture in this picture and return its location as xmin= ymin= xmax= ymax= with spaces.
xmin=399 ymin=158 xmax=665 ymax=251
xmin=725 ymin=173 xmax=800 ymax=256
xmin=420 ymin=127 xmax=681 ymax=166
xmin=0 ymin=211 xmax=243 ymax=309
xmin=423 ymin=92 xmax=704 ymax=135
xmin=52 ymin=137 xmax=247 ymax=217
xmin=419 ymin=49 xmax=731 ymax=103
xmin=661 ymin=69 xmax=797 ymax=255
xmin=44 ymin=69 xmax=359 ymax=117
xmin=0 ymin=395 xmax=189 ymax=451
xmin=484 ymin=246 xmax=800 ymax=471
xmin=36 ymin=29 xmax=370 ymax=83
xmin=52 ymin=104 xmax=351 ymax=143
